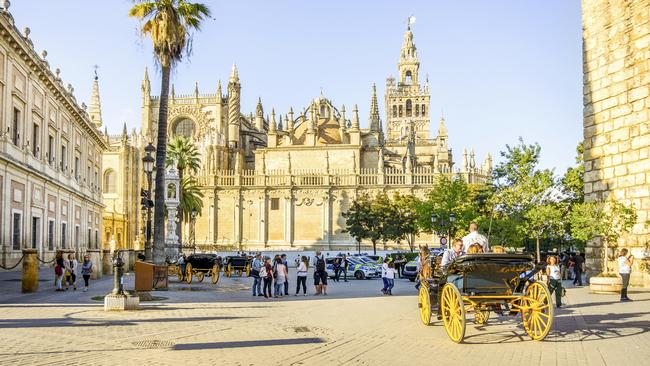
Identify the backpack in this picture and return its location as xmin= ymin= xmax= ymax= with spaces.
xmin=259 ymin=265 xmax=267 ymax=278
xmin=316 ymin=256 xmax=325 ymax=272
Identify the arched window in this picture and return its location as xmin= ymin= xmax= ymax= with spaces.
xmin=406 ymin=99 xmax=412 ymax=117
xmin=415 ymin=104 xmax=420 ymax=116
xmin=421 ymin=105 xmax=426 ymax=116
xmin=173 ymin=118 xmax=195 ymax=138
xmin=405 ymin=70 xmax=412 ymax=85
xmin=103 ymin=169 xmax=116 ymax=193
xmin=392 ymin=105 xmax=397 ymax=117
xmin=398 ymin=105 xmax=403 ymax=117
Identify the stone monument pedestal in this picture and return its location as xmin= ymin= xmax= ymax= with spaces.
xmin=104 ymin=292 xmax=140 ymax=311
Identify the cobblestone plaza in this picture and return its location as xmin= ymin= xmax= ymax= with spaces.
xmin=1 ymin=269 xmax=649 ymax=365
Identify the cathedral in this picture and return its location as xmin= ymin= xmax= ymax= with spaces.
xmin=104 ymin=23 xmax=491 ymax=252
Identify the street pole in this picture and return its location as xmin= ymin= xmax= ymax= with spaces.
xmin=145 ymin=171 xmax=153 ymax=262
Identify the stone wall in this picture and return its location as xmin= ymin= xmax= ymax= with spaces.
xmin=582 ymin=0 xmax=650 ymax=286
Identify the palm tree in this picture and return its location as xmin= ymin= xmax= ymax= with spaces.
xmin=180 ymin=176 xmax=204 ymax=223
xmin=166 ymin=136 xmax=201 ymax=241
xmin=129 ymin=0 xmax=210 ymax=263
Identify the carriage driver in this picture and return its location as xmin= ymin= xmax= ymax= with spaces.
xmin=462 ymin=222 xmax=490 ymax=253
xmin=441 ymin=238 xmax=465 ymax=270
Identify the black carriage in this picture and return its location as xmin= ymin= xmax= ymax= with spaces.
xmin=182 ymin=254 xmax=222 ymax=284
xmin=418 ymin=253 xmax=553 ymax=343
xmin=223 ymin=255 xmax=251 ymax=277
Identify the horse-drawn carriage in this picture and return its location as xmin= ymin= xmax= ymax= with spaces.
xmin=418 ymin=251 xmax=553 ymax=343
xmin=223 ymin=255 xmax=251 ymax=277
xmin=179 ymin=254 xmax=222 ymax=284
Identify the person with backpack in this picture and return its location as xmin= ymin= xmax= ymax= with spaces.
xmin=314 ymin=251 xmax=328 ymax=295
xmin=260 ymin=257 xmax=273 ymax=299
xmin=333 ymin=258 xmax=342 ymax=282
xmin=342 ymin=255 xmax=349 ymax=282
xmin=251 ymin=253 xmax=263 ymax=296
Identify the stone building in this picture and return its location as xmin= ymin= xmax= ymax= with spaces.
xmin=0 ymin=5 xmax=106 ymax=267
xmin=582 ymin=0 xmax=650 ymax=286
xmin=181 ymin=24 xmax=490 ymax=251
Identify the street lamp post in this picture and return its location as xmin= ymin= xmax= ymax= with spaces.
xmin=431 ymin=212 xmax=456 ymax=247
xmin=142 ymin=143 xmax=155 ymax=262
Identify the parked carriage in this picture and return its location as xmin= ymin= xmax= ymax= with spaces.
xmin=223 ymin=256 xmax=251 ymax=277
xmin=180 ymin=254 xmax=222 ymax=284
xmin=418 ymin=252 xmax=553 ymax=343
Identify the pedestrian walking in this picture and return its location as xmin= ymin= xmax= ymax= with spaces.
xmin=559 ymin=251 xmax=569 ymax=280
xmin=618 ymin=248 xmax=634 ymax=302
xmin=385 ymin=261 xmax=396 ymax=295
xmin=333 ymin=258 xmax=341 ymax=282
xmin=80 ymin=254 xmax=93 ymax=292
xmin=295 ymin=256 xmax=308 ymax=296
xmin=342 ymin=255 xmax=349 ymax=282
xmin=274 ymin=256 xmax=288 ymax=298
xmin=261 ymin=257 xmax=273 ymax=299
xmin=546 ymin=255 xmax=562 ymax=308
xmin=251 ymin=253 xmax=263 ymax=296
xmin=381 ymin=257 xmax=390 ymax=294
xmin=54 ymin=252 xmax=64 ymax=291
xmin=63 ymin=254 xmax=77 ymax=290
xmin=313 ymin=251 xmax=328 ymax=295
xmin=281 ymin=254 xmax=290 ymax=296
xmin=572 ymin=251 xmax=584 ymax=286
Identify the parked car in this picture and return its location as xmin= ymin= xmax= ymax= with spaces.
xmin=401 ymin=250 xmax=445 ymax=282
xmin=325 ymin=257 xmax=378 ymax=280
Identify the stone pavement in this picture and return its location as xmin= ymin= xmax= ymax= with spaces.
xmin=0 ymin=268 xmax=649 ymax=366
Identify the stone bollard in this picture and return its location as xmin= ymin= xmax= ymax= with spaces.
xmin=21 ymin=249 xmax=39 ymax=293
xmin=86 ymin=249 xmax=102 ymax=280
xmin=102 ymin=250 xmax=113 ymax=276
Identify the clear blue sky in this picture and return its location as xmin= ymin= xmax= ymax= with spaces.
xmin=11 ymin=0 xmax=582 ymax=172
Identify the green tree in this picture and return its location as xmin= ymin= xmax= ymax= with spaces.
xmin=371 ymin=192 xmax=394 ymax=254
xmin=523 ymin=204 xmax=565 ymax=262
xmin=179 ymin=176 xmax=204 ymax=223
xmin=166 ymin=136 xmax=201 ymax=241
xmin=129 ymin=0 xmax=211 ymax=263
xmin=561 ymin=142 xmax=584 ymax=204
xmin=389 ymin=193 xmax=421 ymax=252
xmin=490 ymin=138 xmax=556 ymax=248
xmin=342 ymin=195 xmax=372 ymax=254
xmin=570 ymin=200 xmax=637 ymax=274
xmin=417 ymin=175 xmax=476 ymax=240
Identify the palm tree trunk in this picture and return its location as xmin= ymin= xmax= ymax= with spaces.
xmin=153 ymin=65 xmax=171 ymax=264
xmin=176 ymin=169 xmax=183 ymax=247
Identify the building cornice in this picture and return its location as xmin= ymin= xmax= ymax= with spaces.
xmin=0 ymin=13 xmax=108 ymax=150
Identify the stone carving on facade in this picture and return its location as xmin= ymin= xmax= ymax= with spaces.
xmin=167 ymin=105 xmax=213 ymax=137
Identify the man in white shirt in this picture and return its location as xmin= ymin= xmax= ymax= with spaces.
xmin=462 ymin=222 xmax=489 ymax=253
xmin=441 ymin=238 xmax=464 ymax=269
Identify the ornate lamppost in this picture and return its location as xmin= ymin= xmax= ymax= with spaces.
xmin=142 ymin=143 xmax=155 ymax=261
xmin=431 ymin=213 xmax=456 ymax=248
xmin=190 ymin=208 xmax=198 ymax=254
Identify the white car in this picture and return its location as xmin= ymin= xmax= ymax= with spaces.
xmin=325 ymin=257 xmax=378 ymax=279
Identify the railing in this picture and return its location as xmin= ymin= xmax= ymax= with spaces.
xmin=199 ymin=167 xmax=490 ymax=188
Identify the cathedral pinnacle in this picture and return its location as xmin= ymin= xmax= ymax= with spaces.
xmin=351 ymin=104 xmax=360 ymax=130
xmin=369 ymin=83 xmax=380 ymax=132
xmin=438 ymin=115 xmax=448 ymax=136
xmin=89 ymin=67 xmax=103 ymax=128
xmin=256 ymin=97 xmax=263 ymax=117
xmin=229 ymin=63 xmax=239 ymax=83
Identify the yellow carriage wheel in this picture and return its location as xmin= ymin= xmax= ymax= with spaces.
xmin=211 ymin=264 xmax=220 ymax=284
xmin=226 ymin=264 xmax=232 ymax=277
xmin=441 ymin=283 xmax=466 ymax=343
xmin=521 ymin=281 xmax=554 ymax=341
xmin=196 ymin=271 xmax=205 ymax=282
xmin=418 ymin=283 xmax=432 ymax=326
xmin=176 ymin=266 xmax=183 ymax=283
xmin=474 ymin=309 xmax=490 ymax=325
xmin=185 ymin=263 xmax=193 ymax=284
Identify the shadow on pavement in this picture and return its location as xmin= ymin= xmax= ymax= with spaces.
xmin=172 ymin=337 xmax=326 ymax=350
xmin=0 ymin=315 xmax=256 ymax=329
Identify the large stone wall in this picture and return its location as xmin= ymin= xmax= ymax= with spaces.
xmin=582 ymin=0 xmax=650 ymax=286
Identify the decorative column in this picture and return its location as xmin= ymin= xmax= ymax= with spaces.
xmin=163 ymin=163 xmax=181 ymax=259
xmin=21 ymin=249 xmax=38 ymax=293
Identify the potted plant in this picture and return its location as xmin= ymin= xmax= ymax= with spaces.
xmin=570 ymin=199 xmax=637 ymax=294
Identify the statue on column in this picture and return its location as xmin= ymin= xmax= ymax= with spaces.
xmin=164 ymin=161 xmax=181 ymax=260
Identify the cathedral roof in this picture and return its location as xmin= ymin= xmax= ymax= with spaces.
xmin=288 ymin=95 xmax=344 ymax=146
